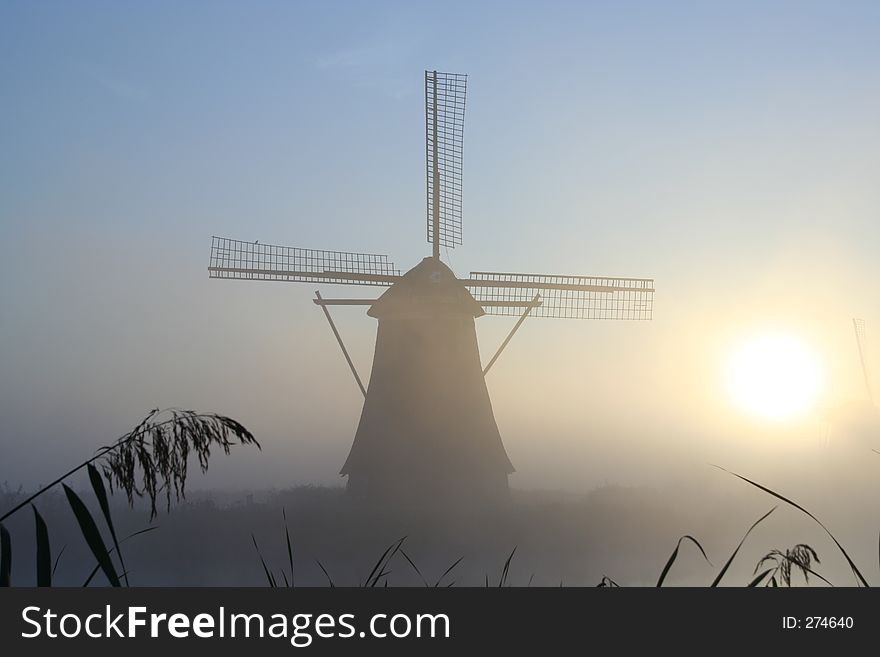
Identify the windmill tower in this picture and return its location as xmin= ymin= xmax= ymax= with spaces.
xmin=209 ymin=71 xmax=655 ymax=506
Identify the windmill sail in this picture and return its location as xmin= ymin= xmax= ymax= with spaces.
xmin=853 ymin=318 xmax=874 ymax=404
xmin=465 ymin=271 xmax=654 ymax=319
xmin=426 ymin=70 xmax=467 ymax=254
xmin=208 ymin=236 xmax=400 ymax=286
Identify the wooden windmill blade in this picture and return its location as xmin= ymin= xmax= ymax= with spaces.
xmin=425 ymin=70 xmax=467 ymax=257
xmin=208 ymin=236 xmax=401 ymax=286
xmin=464 ymin=271 xmax=655 ymax=320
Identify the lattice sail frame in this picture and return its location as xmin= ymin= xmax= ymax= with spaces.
xmin=854 ymin=318 xmax=867 ymax=341
xmin=466 ymin=272 xmax=654 ymax=320
xmin=208 ymin=237 xmax=400 ymax=286
xmin=426 ymin=70 xmax=466 ymax=250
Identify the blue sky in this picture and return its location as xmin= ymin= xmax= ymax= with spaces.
xmin=2 ymin=1 xmax=880 ymax=490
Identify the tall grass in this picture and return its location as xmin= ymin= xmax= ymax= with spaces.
xmin=2 ymin=418 xmax=874 ymax=587
xmin=0 ymin=408 xmax=259 ymax=587
xmin=655 ymin=535 xmax=711 ymax=587
xmin=710 ymin=507 xmax=776 ymax=587
xmin=713 ymin=466 xmax=869 ymax=587
xmin=242 ymin=466 xmax=871 ymax=587
xmin=752 ymin=544 xmax=828 ymax=587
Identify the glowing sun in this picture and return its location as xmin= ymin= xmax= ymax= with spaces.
xmin=725 ymin=334 xmax=822 ymax=421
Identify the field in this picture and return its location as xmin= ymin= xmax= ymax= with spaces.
xmin=2 ymin=410 xmax=876 ymax=588
xmin=2 ymin=474 xmax=875 ymax=588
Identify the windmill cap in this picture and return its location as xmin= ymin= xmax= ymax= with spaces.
xmin=369 ymin=257 xmax=485 ymax=319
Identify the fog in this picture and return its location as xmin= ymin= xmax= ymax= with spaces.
xmin=2 ymin=235 xmax=877 ymax=495
xmin=2 ymin=1 xmax=880 ymax=585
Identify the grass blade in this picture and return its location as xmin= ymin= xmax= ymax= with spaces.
xmin=316 ymin=559 xmax=335 ymax=587
xmin=656 ymin=535 xmax=711 ymax=587
xmin=251 ymin=534 xmax=276 ymax=588
xmin=711 ymin=507 xmax=776 ymax=587
xmin=32 ymin=505 xmax=51 ymax=587
xmin=87 ymin=464 xmax=127 ymax=586
xmin=82 ymin=526 xmax=157 ymax=587
xmin=400 ymin=549 xmax=428 ymax=587
xmin=363 ymin=537 xmax=405 ymax=587
xmin=434 ymin=556 xmax=463 ymax=588
xmin=748 ymin=568 xmax=774 ymax=587
xmin=714 ymin=466 xmax=869 ymax=587
xmin=63 ymin=484 xmax=120 ymax=587
xmin=364 ymin=539 xmax=398 ymax=587
xmin=499 ymin=547 xmax=517 ymax=587
xmin=778 ymin=553 xmax=834 ymax=587
xmin=283 ymin=508 xmax=294 ymax=588
xmin=52 ymin=545 xmax=67 ymax=578
xmin=0 ymin=523 xmax=11 ymax=586
xmin=82 ymin=564 xmax=100 ymax=587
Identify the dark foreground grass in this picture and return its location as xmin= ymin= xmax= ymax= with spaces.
xmin=0 ymin=409 xmax=260 ymax=587
xmin=0 ymin=478 xmax=869 ymax=587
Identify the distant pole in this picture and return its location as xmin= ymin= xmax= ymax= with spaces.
xmin=315 ymin=290 xmax=366 ymax=398
xmin=483 ymin=295 xmax=541 ymax=375
xmin=853 ymin=318 xmax=874 ymax=405
xmin=431 ymin=70 xmax=441 ymax=260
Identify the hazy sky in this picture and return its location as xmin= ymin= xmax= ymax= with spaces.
xmin=2 ymin=1 xmax=879 ymax=493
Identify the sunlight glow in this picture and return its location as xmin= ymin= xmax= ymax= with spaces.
xmin=725 ymin=334 xmax=822 ymax=421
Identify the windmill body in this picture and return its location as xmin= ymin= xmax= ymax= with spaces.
xmin=343 ymin=258 xmax=513 ymax=504
xmin=209 ymin=71 xmax=655 ymax=506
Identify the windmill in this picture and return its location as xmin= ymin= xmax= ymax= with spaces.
xmin=853 ymin=318 xmax=874 ymax=406
xmin=208 ymin=70 xmax=655 ymax=506
xmin=821 ymin=318 xmax=879 ymax=448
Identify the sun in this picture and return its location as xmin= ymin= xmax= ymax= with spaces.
xmin=725 ymin=333 xmax=822 ymax=421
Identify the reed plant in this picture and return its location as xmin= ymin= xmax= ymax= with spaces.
xmin=0 ymin=408 xmax=259 ymax=586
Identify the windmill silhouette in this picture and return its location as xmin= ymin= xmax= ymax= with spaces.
xmin=853 ymin=318 xmax=874 ymax=406
xmin=209 ymin=70 xmax=655 ymax=506
xmin=821 ymin=318 xmax=880 ymax=448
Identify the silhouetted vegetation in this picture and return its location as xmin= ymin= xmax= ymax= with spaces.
xmin=0 ymin=409 xmax=259 ymax=586
xmin=753 ymin=544 xmax=825 ymax=587
xmin=3 ymin=412 xmax=877 ymax=587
